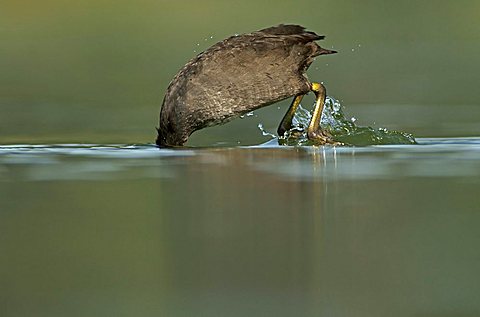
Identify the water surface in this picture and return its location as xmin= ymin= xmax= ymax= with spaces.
xmin=2 ymin=138 xmax=480 ymax=317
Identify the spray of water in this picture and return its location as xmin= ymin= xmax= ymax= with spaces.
xmin=271 ymin=96 xmax=417 ymax=146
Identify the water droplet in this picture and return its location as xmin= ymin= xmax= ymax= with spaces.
xmin=210 ymin=35 xmax=213 ymax=39
xmin=240 ymin=111 xmax=254 ymax=119
xmin=351 ymin=117 xmax=357 ymax=123
xmin=351 ymin=48 xmax=355 ymax=52
xmin=258 ymin=123 xmax=276 ymax=138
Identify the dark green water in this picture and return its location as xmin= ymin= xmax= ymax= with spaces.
xmin=2 ymin=136 xmax=480 ymax=317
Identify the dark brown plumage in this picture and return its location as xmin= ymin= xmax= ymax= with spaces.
xmin=156 ymin=24 xmax=336 ymax=147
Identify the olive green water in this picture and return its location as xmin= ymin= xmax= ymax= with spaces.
xmin=2 ymin=1 xmax=480 ymax=316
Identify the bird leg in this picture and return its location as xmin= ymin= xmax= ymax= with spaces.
xmin=277 ymin=82 xmax=340 ymax=145
xmin=277 ymin=94 xmax=304 ymax=137
xmin=307 ymin=82 xmax=338 ymax=145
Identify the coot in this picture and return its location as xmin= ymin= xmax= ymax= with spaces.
xmin=156 ymin=24 xmax=337 ymax=146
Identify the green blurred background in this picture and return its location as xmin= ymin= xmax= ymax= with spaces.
xmin=1 ymin=0 xmax=480 ymax=144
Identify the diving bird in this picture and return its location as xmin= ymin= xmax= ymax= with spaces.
xmin=156 ymin=24 xmax=337 ymax=147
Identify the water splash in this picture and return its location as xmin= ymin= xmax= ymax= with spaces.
xmin=277 ymin=96 xmax=417 ymax=146
xmin=258 ymin=123 xmax=276 ymax=138
xmin=240 ymin=111 xmax=255 ymax=119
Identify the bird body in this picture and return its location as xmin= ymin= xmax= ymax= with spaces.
xmin=156 ymin=24 xmax=336 ymax=146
